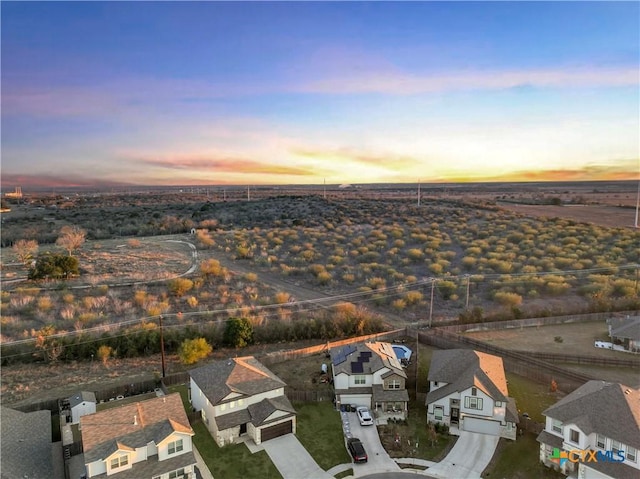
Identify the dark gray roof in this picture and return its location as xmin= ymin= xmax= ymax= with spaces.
xmin=372 ymin=384 xmax=410 ymax=403
xmin=214 ymin=395 xmax=296 ymax=430
xmin=335 ymin=387 xmax=373 ymax=396
xmin=581 ymin=459 xmax=640 ymax=479
xmin=90 ymin=451 xmax=196 ymax=479
xmin=426 ymin=349 xmax=509 ymax=404
xmin=69 ymin=390 xmax=96 ymax=408
xmin=536 ymin=430 xmax=563 ymax=449
xmin=215 ymin=408 xmax=252 ymax=430
xmin=248 ymin=396 xmax=296 ymax=426
xmin=505 ymin=397 xmax=519 ymax=424
xmin=610 ymin=317 xmax=640 ymax=341
xmin=543 ymin=381 xmax=640 ymax=449
xmin=0 ymin=407 xmax=53 ymax=479
xmin=330 ymin=342 xmax=406 ymax=379
xmin=190 ymin=356 xmax=286 ymax=405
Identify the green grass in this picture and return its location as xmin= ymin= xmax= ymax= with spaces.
xmin=334 ymin=468 xmax=354 ymax=479
xmin=192 ymin=420 xmax=281 ymax=479
xmin=482 ymin=432 xmax=565 ymax=479
xmin=294 ymin=401 xmax=351 ymax=470
xmin=506 ymin=372 xmax=562 ymax=423
xmin=167 ymin=384 xmax=191 ymax=411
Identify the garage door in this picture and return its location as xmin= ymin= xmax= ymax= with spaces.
xmin=463 ymin=417 xmax=500 ymax=435
xmin=260 ymin=420 xmax=293 ymax=442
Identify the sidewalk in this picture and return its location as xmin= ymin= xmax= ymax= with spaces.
xmin=193 ymin=445 xmax=214 ymax=479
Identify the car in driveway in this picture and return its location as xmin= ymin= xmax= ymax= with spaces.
xmin=347 ymin=437 xmax=368 ymax=463
xmin=356 ymin=406 xmax=374 ymax=426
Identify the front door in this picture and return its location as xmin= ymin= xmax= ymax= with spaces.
xmin=451 ymin=408 xmax=459 ymax=424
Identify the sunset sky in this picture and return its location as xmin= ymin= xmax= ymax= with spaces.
xmin=1 ymin=1 xmax=639 ymax=189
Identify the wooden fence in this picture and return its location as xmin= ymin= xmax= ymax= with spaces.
xmin=439 ymin=310 xmax=639 ymax=334
xmin=285 ymin=389 xmax=334 ymax=403
xmin=259 ymin=329 xmax=406 ymax=365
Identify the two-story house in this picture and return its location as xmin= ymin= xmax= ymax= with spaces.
xmin=189 ymin=356 xmax=296 ymax=447
xmin=425 ymin=349 xmax=518 ymax=440
xmin=537 ymin=381 xmax=640 ymax=479
xmin=80 ymin=393 xmax=197 ymax=479
xmin=330 ymin=341 xmax=409 ymax=420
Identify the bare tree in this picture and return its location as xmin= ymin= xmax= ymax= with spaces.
xmin=56 ymin=225 xmax=86 ymax=256
xmin=12 ymin=239 xmax=39 ymax=265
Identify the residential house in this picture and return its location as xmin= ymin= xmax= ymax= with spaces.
xmin=1 ymin=407 xmax=54 ymax=479
xmin=425 ymin=349 xmax=518 ymax=440
xmin=330 ymin=341 xmax=409 ymax=420
xmin=189 ymin=356 xmax=296 ymax=447
xmin=608 ymin=316 xmax=640 ymax=353
xmin=80 ymin=393 xmax=197 ymax=479
xmin=537 ymin=381 xmax=640 ymax=479
xmin=69 ymin=390 xmax=97 ymax=424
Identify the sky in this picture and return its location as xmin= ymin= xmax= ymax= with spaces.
xmin=1 ymin=1 xmax=639 ymax=189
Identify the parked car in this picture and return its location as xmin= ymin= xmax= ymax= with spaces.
xmin=347 ymin=437 xmax=368 ymax=463
xmin=356 ymin=406 xmax=374 ymax=426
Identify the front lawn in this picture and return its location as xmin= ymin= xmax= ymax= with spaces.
xmin=379 ymin=400 xmax=456 ymax=461
xmin=192 ymin=420 xmax=281 ymax=479
xmin=294 ymin=401 xmax=351 ymax=470
xmin=482 ymin=431 xmax=565 ymax=479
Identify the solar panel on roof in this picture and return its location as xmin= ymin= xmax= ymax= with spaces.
xmin=351 ymin=361 xmax=364 ymax=373
xmin=361 ymin=352 xmax=372 ymax=358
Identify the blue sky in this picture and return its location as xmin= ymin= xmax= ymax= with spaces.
xmin=2 ymin=1 xmax=638 ymax=188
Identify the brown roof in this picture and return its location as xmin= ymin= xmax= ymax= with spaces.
xmin=190 ymin=356 xmax=286 ymax=405
xmin=81 ymin=393 xmax=193 ymax=463
xmin=426 ymin=349 xmax=509 ymax=404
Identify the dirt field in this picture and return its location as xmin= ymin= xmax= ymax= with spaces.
xmin=497 ymin=203 xmax=636 ymax=229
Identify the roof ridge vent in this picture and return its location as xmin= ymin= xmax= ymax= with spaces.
xmin=625 ymin=389 xmax=631 ymax=394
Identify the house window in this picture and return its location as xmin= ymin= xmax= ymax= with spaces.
xmin=464 ymin=396 xmax=483 ymax=410
xmin=202 ymin=408 xmax=208 ymax=425
xmin=596 ymin=434 xmax=606 ymax=449
xmin=354 ymin=375 xmax=366 ymax=385
xmin=495 ymin=401 xmax=502 ymax=407
xmin=611 ymin=440 xmax=621 ymax=454
xmin=434 ymin=381 xmax=438 ymax=387
xmin=570 ymin=429 xmax=579 ymax=444
xmin=471 ymin=387 xmax=477 ymax=396
xmin=230 ymin=401 xmax=236 ymax=409
xmin=551 ymin=419 xmax=562 ymax=434
xmin=238 ymin=399 xmax=244 ymax=406
xmin=110 ymin=455 xmax=129 ymax=469
xmin=627 ymin=446 xmax=637 ymax=463
xmin=168 ymin=439 xmax=184 ymax=455
xmin=388 ymin=379 xmax=401 ymax=389
xmin=169 ymin=469 xmax=186 ymax=479
xmin=220 ymin=403 xmax=227 ymax=411
xmin=434 ymin=406 xmax=443 ymax=420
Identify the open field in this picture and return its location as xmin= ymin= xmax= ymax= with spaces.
xmin=497 ymin=203 xmax=636 ymax=229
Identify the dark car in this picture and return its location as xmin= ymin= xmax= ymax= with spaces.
xmin=347 ymin=437 xmax=368 ymax=463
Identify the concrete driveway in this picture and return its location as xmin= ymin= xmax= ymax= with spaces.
xmin=344 ymin=411 xmax=400 ymax=477
xmin=425 ymin=431 xmax=499 ymax=479
xmin=261 ymin=434 xmax=331 ymax=479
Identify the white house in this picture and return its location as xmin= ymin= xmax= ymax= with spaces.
xmin=537 ymin=381 xmax=640 ymax=479
xmin=608 ymin=316 xmax=640 ymax=353
xmin=330 ymin=341 xmax=409 ymax=420
xmin=425 ymin=349 xmax=518 ymax=440
xmin=69 ymin=390 xmax=96 ymax=424
xmin=189 ymin=356 xmax=296 ymax=447
xmin=80 ymin=393 xmax=197 ymax=479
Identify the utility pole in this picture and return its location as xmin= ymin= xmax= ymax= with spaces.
xmin=247 ymin=185 xmax=250 ymax=201
xmin=428 ymin=278 xmax=435 ymax=328
xmin=159 ymin=315 xmax=166 ymax=378
xmin=465 ymin=274 xmax=471 ymax=310
xmin=417 ymin=180 xmax=421 ymax=206
xmin=635 ymin=180 xmax=639 ymax=228
xmin=323 ymin=178 xmax=326 ymax=200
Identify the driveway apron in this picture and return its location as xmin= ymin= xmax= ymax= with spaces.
xmin=261 ymin=434 xmax=332 ymax=479
xmin=425 ymin=431 xmax=499 ymax=479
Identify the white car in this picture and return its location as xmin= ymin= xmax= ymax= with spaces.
xmin=356 ymin=406 xmax=374 ymax=426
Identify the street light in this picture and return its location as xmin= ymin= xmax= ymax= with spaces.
xmin=428 ymin=278 xmax=436 ymax=328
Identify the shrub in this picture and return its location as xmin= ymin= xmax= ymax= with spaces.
xmin=168 ymin=278 xmax=194 ymax=297
xmin=178 ymin=338 xmax=213 ymax=365
xmin=494 ymin=291 xmax=523 ymax=307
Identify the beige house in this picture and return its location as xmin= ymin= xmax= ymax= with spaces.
xmin=189 ymin=356 xmax=296 ymax=447
xmin=80 ymin=393 xmax=196 ymax=479
xmin=330 ymin=341 xmax=409 ymax=420
xmin=426 ymin=349 xmax=518 ymax=440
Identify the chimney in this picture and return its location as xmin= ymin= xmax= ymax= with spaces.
xmin=134 ymin=415 xmax=137 ymax=425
